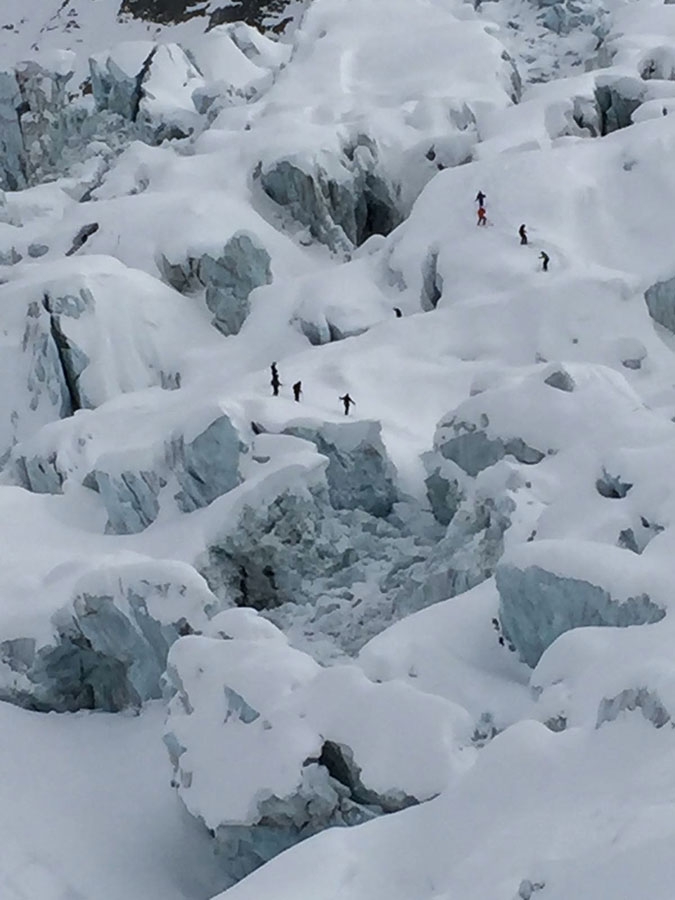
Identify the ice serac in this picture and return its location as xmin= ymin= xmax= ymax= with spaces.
xmin=90 ymin=41 xmax=156 ymax=121
xmin=644 ymin=274 xmax=675 ymax=334
xmin=86 ymin=410 xmax=247 ymax=534
xmin=0 ymin=559 xmax=217 ymax=712
xmin=596 ymin=687 xmax=671 ymax=729
xmin=164 ymin=627 xmax=469 ymax=880
xmin=390 ymin=490 xmax=514 ymax=616
xmin=496 ymin=541 xmax=667 ymax=668
xmin=0 ymin=70 xmax=27 ymax=191
xmin=436 ymin=415 xmax=544 ymax=477
xmin=259 ymin=139 xmax=402 ymax=253
xmin=283 ymin=419 xmax=398 ymax=517
xmin=1 ymin=257 xmax=215 ymax=457
xmin=91 ymin=41 xmax=204 ymax=143
xmin=160 ymin=232 xmax=272 ymax=335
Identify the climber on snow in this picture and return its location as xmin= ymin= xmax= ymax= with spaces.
xmin=270 ymin=363 xmax=281 ymax=397
xmin=293 ymin=380 xmax=302 ymax=402
xmin=475 ymin=190 xmax=486 ymax=207
xmin=339 ymin=393 xmax=355 ymax=416
xmin=539 ymin=251 xmax=550 ymax=272
xmin=519 ymin=224 xmax=528 ymax=245
xmin=477 ymin=206 xmax=487 ymax=226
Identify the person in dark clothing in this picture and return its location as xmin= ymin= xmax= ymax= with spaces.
xmin=539 ymin=251 xmax=550 ymax=272
xmin=270 ymin=363 xmax=281 ymax=397
xmin=476 ymin=190 xmax=486 ymax=206
xmin=519 ymin=224 xmax=528 ymax=245
xmin=293 ymin=380 xmax=302 ymax=402
xmin=339 ymin=394 xmax=355 ymax=415
xmin=394 ymin=307 xmax=403 ymax=318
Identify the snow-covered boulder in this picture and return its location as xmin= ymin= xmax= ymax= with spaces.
xmin=159 ymin=231 xmax=272 ymax=335
xmin=283 ymin=419 xmax=398 ymax=517
xmin=164 ymin=628 xmax=471 ymax=879
xmin=0 ymin=555 xmax=217 ymax=712
xmin=497 ymin=540 xmax=668 ymax=668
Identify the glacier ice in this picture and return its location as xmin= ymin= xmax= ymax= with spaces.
xmin=497 ymin=542 xmax=667 ymax=668
xmin=160 ymin=232 xmax=272 ymax=336
xmin=282 ymin=419 xmax=398 ymax=517
xmin=0 ymin=558 xmax=218 ymax=712
xmin=259 ymin=138 xmax=402 ymax=253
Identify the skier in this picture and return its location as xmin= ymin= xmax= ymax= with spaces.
xmin=292 ymin=380 xmax=302 ymax=402
xmin=270 ymin=362 xmax=281 ymax=397
xmin=539 ymin=251 xmax=550 ymax=272
xmin=519 ymin=224 xmax=528 ymax=245
xmin=394 ymin=307 xmax=403 ymax=318
xmin=339 ymin=393 xmax=355 ymax=416
xmin=475 ymin=190 xmax=486 ymax=207
xmin=477 ymin=206 xmax=487 ymax=226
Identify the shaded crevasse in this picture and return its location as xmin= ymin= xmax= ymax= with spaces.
xmin=497 ymin=563 xmax=665 ymax=668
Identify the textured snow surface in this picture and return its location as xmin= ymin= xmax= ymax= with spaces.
xmin=4 ymin=0 xmax=675 ymax=897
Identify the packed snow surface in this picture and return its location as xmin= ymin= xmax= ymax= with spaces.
xmin=4 ymin=0 xmax=675 ymax=897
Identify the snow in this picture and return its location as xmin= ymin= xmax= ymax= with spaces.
xmin=4 ymin=0 xmax=675 ymax=897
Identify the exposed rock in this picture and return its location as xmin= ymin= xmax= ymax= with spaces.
xmin=118 ymin=0 xmax=305 ymax=33
xmin=65 ymin=222 xmax=100 ymax=257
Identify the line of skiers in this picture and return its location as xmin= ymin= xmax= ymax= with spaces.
xmin=270 ymin=362 xmax=355 ymax=414
xmin=476 ymin=191 xmax=549 ymax=272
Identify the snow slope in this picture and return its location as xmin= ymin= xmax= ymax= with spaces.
xmin=3 ymin=0 xmax=675 ymax=897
